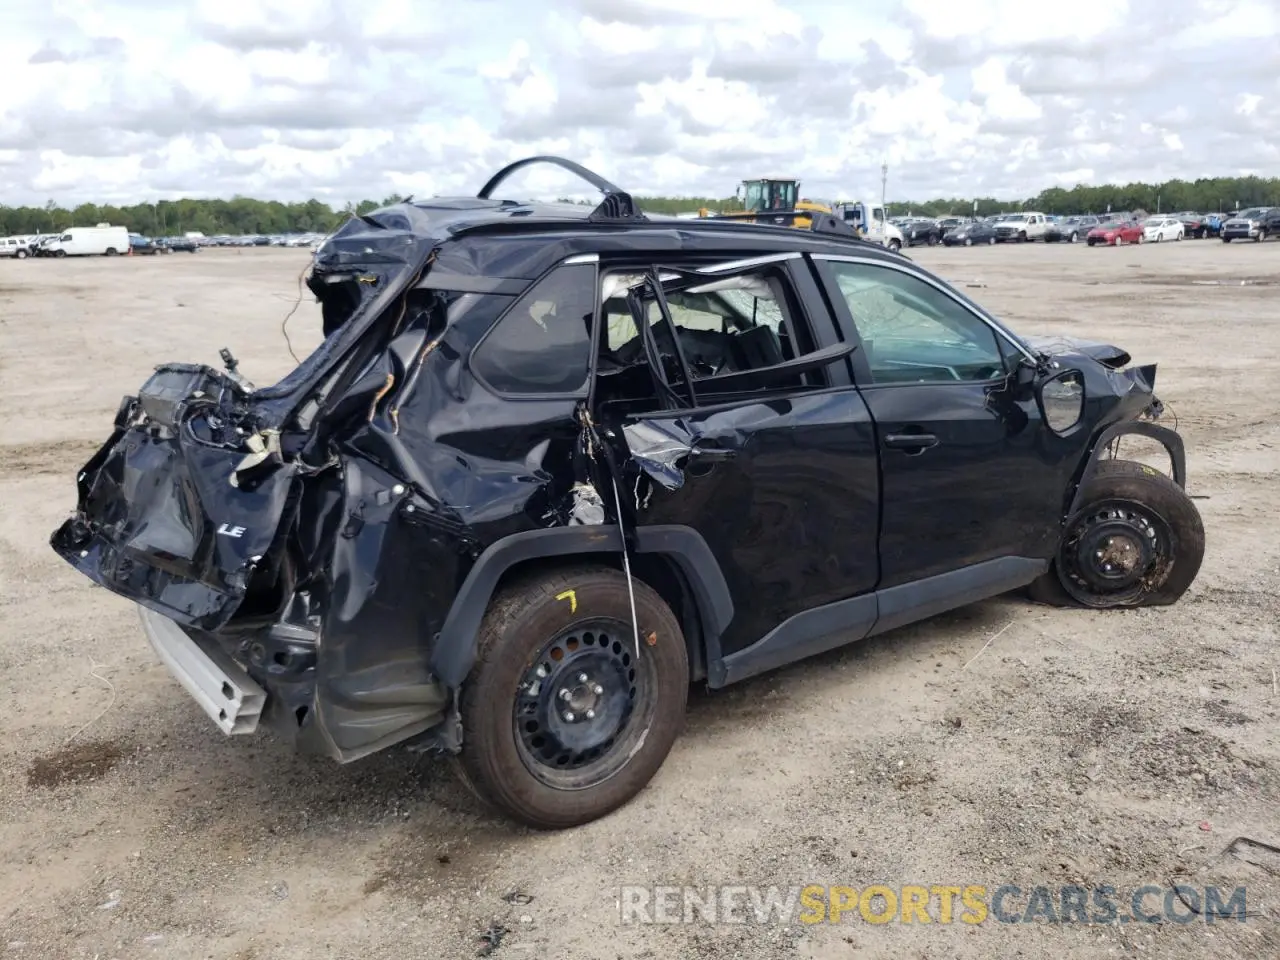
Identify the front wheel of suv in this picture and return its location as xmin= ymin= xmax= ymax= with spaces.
xmin=456 ymin=565 xmax=689 ymax=829
xmin=1028 ymin=459 xmax=1204 ymax=609
xmin=888 ymin=239 xmax=902 ymax=252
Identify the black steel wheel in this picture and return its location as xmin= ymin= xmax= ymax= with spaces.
xmin=1029 ymin=460 xmax=1204 ymax=608
xmin=457 ymin=565 xmax=688 ymax=828
xmin=513 ymin=619 xmax=654 ymax=789
xmin=1058 ymin=499 xmax=1170 ymax=606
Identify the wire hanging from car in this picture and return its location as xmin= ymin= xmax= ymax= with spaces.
xmin=578 ymin=406 xmax=642 ymax=659
xmin=279 ymin=257 xmax=312 ymax=364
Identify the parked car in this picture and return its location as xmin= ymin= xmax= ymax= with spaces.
xmin=49 ymin=156 xmax=1205 ymax=829
xmin=1170 ymin=213 xmax=1208 ymax=239
xmin=941 ymin=220 xmax=999 ymax=246
xmin=900 ymin=217 xmax=942 ymax=247
xmin=992 ymin=212 xmax=1050 ymax=242
xmin=128 ymin=233 xmax=164 ymax=255
xmin=1220 ymin=208 xmax=1279 ymax=242
xmin=1087 ymin=219 xmax=1145 ymax=246
xmin=157 ymin=236 xmax=200 ymax=253
xmin=1201 ymin=213 xmax=1228 ymax=237
xmin=1142 ymin=217 xmax=1185 ymax=243
xmin=1044 ymin=216 xmax=1099 ymax=243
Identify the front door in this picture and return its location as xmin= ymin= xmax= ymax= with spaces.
xmin=815 ymin=255 xmax=1086 ymax=588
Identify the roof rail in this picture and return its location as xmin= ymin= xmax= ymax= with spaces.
xmin=477 ymin=155 xmax=647 ymax=223
xmin=694 ymin=209 xmax=865 ymax=239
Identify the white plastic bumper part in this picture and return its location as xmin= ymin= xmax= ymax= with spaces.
xmin=138 ymin=606 xmax=266 ymax=735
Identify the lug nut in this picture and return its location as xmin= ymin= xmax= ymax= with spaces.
xmin=563 ymin=711 xmax=575 ymax=722
xmin=559 ymin=689 xmax=571 ymax=701
xmin=585 ymin=709 xmax=596 ymax=720
xmin=577 ymin=673 xmax=588 ymax=683
xmin=591 ymin=683 xmax=603 ymax=695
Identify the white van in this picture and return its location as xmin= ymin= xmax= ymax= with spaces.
xmin=43 ymin=225 xmax=130 ymax=257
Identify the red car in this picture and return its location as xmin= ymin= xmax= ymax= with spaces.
xmin=1087 ymin=219 xmax=1145 ymax=246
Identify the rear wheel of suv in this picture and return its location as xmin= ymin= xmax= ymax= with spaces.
xmin=1028 ymin=460 xmax=1204 ymax=609
xmin=457 ymin=565 xmax=689 ymax=829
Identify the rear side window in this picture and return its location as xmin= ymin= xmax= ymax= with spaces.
xmin=470 ymin=262 xmax=595 ymax=395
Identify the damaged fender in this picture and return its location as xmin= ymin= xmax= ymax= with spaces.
xmin=1068 ymin=419 xmax=1187 ymax=517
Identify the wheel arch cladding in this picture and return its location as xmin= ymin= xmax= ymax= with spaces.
xmin=428 ymin=524 xmax=734 ymax=688
xmin=1067 ymin=420 xmax=1186 ymax=517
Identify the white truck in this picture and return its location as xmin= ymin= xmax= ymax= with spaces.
xmin=992 ymin=212 xmax=1049 ymax=243
xmin=42 ymin=225 xmax=130 ymax=257
xmin=830 ymin=201 xmax=904 ymax=252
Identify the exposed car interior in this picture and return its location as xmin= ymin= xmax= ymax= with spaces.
xmin=593 ymin=266 xmax=836 ymax=415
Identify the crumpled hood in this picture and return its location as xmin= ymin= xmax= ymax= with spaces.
xmin=1019 ymin=335 xmax=1132 ymax=369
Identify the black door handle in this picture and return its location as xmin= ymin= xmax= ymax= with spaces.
xmin=884 ymin=432 xmax=939 ymax=451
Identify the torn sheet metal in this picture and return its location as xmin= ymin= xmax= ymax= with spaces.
xmin=568 ymin=482 xmax=606 ymax=525
xmin=1021 ymin=334 xmax=1131 ymax=369
xmin=621 ymin=420 xmax=694 ymax=490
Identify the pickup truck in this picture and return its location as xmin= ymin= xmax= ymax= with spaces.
xmin=993 ymin=212 xmax=1049 ymax=243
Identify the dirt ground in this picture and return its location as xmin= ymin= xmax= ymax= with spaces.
xmin=1 ymin=241 xmax=1277 ymax=960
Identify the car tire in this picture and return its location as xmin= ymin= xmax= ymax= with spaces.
xmin=1018 ymin=231 xmax=1027 ymax=243
xmin=1027 ymin=459 xmax=1204 ymax=609
xmin=1222 ymin=236 xmax=1231 ymax=243
xmin=1257 ymin=230 xmax=1267 ymax=242
xmin=15 ymin=248 xmax=27 ymax=259
xmin=55 ymin=249 xmax=67 ymax=257
xmin=964 ymin=237 xmax=973 ymax=246
xmin=1069 ymin=232 xmax=1078 ymax=243
xmin=888 ymin=239 xmax=902 ymax=252
xmin=1115 ymin=236 xmax=1124 ymax=246
xmin=987 ymin=236 xmax=996 ymax=245
xmin=456 ymin=565 xmax=689 ymax=829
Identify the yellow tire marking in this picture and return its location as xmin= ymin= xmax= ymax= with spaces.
xmin=555 ymin=589 xmax=577 ymax=613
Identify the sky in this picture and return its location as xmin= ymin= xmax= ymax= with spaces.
xmin=1 ymin=0 xmax=1278 ymax=208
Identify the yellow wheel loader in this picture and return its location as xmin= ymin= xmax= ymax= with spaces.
xmin=698 ymin=178 xmax=832 ymax=229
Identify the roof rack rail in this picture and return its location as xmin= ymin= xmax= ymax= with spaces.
xmin=694 ymin=209 xmax=865 ymax=239
xmin=477 ymin=156 xmax=647 ymax=223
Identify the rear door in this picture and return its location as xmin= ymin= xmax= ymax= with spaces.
xmin=813 ymin=254 xmax=1086 ymax=589
xmin=599 ymin=252 xmax=881 ymax=661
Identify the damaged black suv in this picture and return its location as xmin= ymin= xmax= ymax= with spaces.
xmin=52 ymin=158 xmax=1205 ymax=829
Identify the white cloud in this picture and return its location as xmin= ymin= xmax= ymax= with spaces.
xmin=0 ymin=0 xmax=1277 ymax=207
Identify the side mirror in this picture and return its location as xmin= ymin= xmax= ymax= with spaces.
xmin=1038 ymin=369 xmax=1085 ymax=435
xmin=735 ymin=184 xmax=744 ymax=201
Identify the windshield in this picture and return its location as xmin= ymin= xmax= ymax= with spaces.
xmin=1000 ymin=214 xmax=1026 ymax=222
xmin=1236 ymin=208 xmax=1264 ymax=219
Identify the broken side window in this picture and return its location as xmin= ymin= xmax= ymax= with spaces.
xmin=469 ymin=262 xmax=596 ymax=396
xmin=600 ymin=263 xmax=826 ymax=395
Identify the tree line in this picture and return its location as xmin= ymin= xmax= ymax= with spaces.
xmin=4 ymin=175 xmax=1279 ymax=237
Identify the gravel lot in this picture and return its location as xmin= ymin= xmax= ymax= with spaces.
xmin=1 ymin=243 xmax=1277 ymax=959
